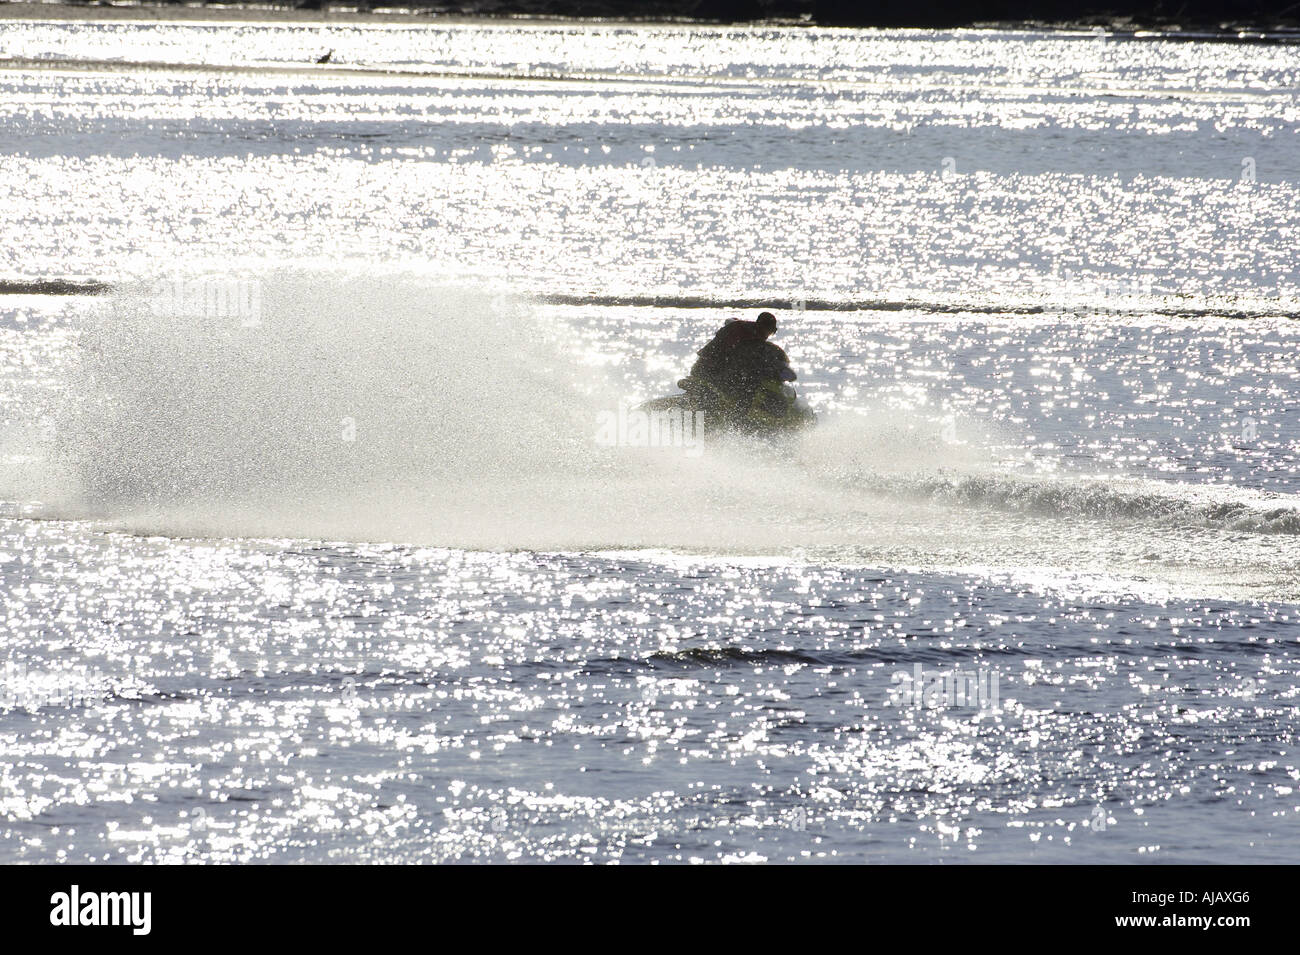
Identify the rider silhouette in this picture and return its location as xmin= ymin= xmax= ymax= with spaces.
xmin=690 ymin=312 xmax=792 ymax=397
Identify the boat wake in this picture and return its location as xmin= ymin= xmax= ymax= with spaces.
xmin=5 ymin=269 xmax=1299 ymax=603
xmin=814 ymin=462 xmax=1300 ymax=536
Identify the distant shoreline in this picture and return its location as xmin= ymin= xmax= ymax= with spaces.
xmin=1 ymin=1 xmax=1298 ymax=35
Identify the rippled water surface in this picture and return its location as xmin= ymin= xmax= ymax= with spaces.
xmin=0 ymin=16 xmax=1298 ymax=863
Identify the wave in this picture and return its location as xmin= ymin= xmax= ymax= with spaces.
xmin=585 ymin=642 xmax=1035 ymax=673
xmin=807 ymin=457 xmax=1300 ymax=536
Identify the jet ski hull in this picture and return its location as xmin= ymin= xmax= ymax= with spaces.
xmin=638 ymin=376 xmax=815 ymax=441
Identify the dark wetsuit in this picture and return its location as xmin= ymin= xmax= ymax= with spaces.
xmin=690 ymin=320 xmax=773 ymax=395
xmin=693 ymin=320 xmax=766 ymax=373
xmin=725 ymin=340 xmax=794 ymax=404
xmin=689 ymin=321 xmax=795 ymax=422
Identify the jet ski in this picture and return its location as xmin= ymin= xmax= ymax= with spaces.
xmin=638 ymin=344 xmax=816 ymax=441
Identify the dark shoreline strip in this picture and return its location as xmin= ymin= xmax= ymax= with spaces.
xmin=0 ymin=2 xmax=1298 ymax=36
xmin=540 ymin=293 xmax=1049 ymax=313
xmin=0 ymin=279 xmax=110 ymax=295
xmin=2 ymin=278 xmax=1292 ymax=320
xmin=537 ymin=293 xmax=1296 ymax=320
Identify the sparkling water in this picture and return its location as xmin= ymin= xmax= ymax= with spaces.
xmin=0 ymin=16 xmax=1297 ymax=863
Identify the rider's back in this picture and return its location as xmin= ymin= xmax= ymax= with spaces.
xmin=731 ymin=339 xmax=794 ymax=387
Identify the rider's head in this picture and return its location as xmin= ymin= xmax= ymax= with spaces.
xmin=756 ymin=312 xmax=777 ymax=338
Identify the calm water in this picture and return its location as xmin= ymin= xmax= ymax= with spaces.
xmin=0 ymin=16 xmax=1297 ymax=863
